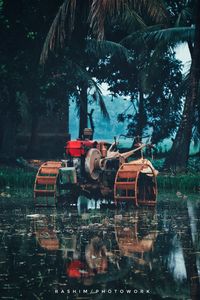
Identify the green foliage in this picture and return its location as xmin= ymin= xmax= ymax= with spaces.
xmin=0 ymin=165 xmax=199 ymax=193
xmin=0 ymin=0 xmax=3 ymax=19
xmin=40 ymin=0 xmax=168 ymax=63
xmin=151 ymin=155 xmax=200 ymax=192
xmin=187 ymin=156 xmax=200 ymax=172
xmin=0 ymin=0 xmax=66 ymax=157
xmin=0 ymin=167 xmax=36 ymax=189
xmin=94 ymin=48 xmax=183 ymax=143
xmin=26 ymin=31 xmax=37 ymax=40
xmin=157 ymin=174 xmax=200 ymax=192
xmin=0 ymin=0 xmax=198 ymax=169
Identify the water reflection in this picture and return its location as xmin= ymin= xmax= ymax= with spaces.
xmin=114 ymin=210 xmax=157 ymax=271
xmin=167 ymin=234 xmax=186 ymax=281
xmin=0 ymin=194 xmax=200 ymax=299
xmin=30 ymin=213 xmax=60 ymax=251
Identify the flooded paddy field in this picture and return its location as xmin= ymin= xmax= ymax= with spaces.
xmin=0 ymin=193 xmax=200 ymax=300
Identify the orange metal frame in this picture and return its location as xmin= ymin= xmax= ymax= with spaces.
xmin=34 ymin=161 xmax=62 ymax=206
xmin=114 ymin=162 xmax=157 ymax=206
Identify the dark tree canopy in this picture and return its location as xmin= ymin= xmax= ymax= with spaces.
xmin=0 ymin=0 xmax=199 ymax=171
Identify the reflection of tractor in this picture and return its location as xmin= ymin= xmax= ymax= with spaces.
xmin=114 ymin=210 xmax=158 ymax=267
xmin=27 ymin=206 xmax=158 ymax=285
xmin=28 ymin=213 xmax=59 ymax=251
xmin=34 ymin=129 xmax=158 ymax=206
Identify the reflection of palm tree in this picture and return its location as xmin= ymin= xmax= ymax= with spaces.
xmin=178 ymin=203 xmax=200 ymax=300
xmin=164 ymin=201 xmax=200 ymax=300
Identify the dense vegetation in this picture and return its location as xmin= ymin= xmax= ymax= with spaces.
xmin=0 ymin=0 xmax=200 ymax=172
xmin=0 ymin=156 xmax=200 ymax=192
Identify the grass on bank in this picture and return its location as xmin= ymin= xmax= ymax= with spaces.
xmin=157 ymin=174 xmax=199 ymax=192
xmin=0 ymin=167 xmax=36 ymax=189
xmin=0 ymin=166 xmax=199 ymax=193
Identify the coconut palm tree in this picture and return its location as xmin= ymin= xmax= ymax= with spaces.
xmin=40 ymin=0 xmax=168 ymax=138
xmin=144 ymin=0 xmax=200 ymax=171
xmin=164 ymin=0 xmax=200 ymax=171
xmin=42 ymin=1 xmax=200 ymax=171
xmin=40 ymin=0 xmax=168 ymax=64
xmin=118 ymin=0 xmax=199 ymax=170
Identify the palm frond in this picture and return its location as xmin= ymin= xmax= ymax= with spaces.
xmin=89 ymin=0 xmax=168 ymax=40
xmin=40 ymin=0 xmax=77 ymax=64
xmin=41 ymin=0 xmax=169 ymax=63
xmin=89 ymin=0 xmax=129 ymax=40
xmin=88 ymin=79 xmax=110 ymax=119
xmin=63 ymin=58 xmax=110 ymax=119
xmin=144 ymin=26 xmax=195 ymax=45
xmin=86 ymin=38 xmax=130 ymax=60
xmin=120 ymin=24 xmax=163 ymax=48
xmin=132 ymin=0 xmax=169 ymax=23
xmin=175 ymin=7 xmax=192 ymax=27
xmin=121 ymin=7 xmax=147 ymax=32
xmin=171 ymin=70 xmax=189 ymax=102
xmin=121 ymin=25 xmax=195 ymax=49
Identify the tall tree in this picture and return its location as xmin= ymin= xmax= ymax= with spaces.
xmin=93 ymin=48 xmax=183 ymax=143
xmin=0 ymin=0 xmax=64 ymax=158
xmin=165 ymin=0 xmax=200 ymax=170
xmin=40 ymin=0 xmax=168 ymax=64
xmin=40 ymin=0 xmax=168 ymax=138
xmin=115 ymin=0 xmax=198 ymax=169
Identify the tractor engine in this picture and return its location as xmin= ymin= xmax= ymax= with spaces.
xmin=65 ymin=139 xmax=103 ymax=181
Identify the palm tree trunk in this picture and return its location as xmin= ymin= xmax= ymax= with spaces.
xmin=0 ymin=86 xmax=18 ymax=159
xmin=79 ymin=83 xmax=88 ymax=138
xmin=26 ymin=112 xmax=39 ymax=157
xmin=136 ymin=90 xmax=145 ymax=137
xmin=66 ymin=96 xmax=69 ymax=134
xmin=180 ymin=204 xmax=200 ymax=300
xmin=165 ymin=0 xmax=200 ymax=171
xmin=88 ymin=109 xmax=95 ymax=139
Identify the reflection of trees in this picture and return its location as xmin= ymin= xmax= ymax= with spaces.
xmin=180 ymin=202 xmax=200 ymax=300
xmin=156 ymin=201 xmax=200 ymax=300
xmin=160 ymin=201 xmax=200 ymax=300
xmin=26 ymin=201 xmax=200 ymax=299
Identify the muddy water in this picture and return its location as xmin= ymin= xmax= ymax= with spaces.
xmin=0 ymin=194 xmax=200 ymax=300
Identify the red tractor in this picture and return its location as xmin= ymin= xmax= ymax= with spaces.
xmin=34 ymin=129 xmax=158 ymax=207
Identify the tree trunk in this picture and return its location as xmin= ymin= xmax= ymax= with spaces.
xmin=66 ymin=96 xmax=69 ymax=134
xmin=165 ymin=0 xmax=200 ymax=171
xmin=88 ymin=109 xmax=95 ymax=139
xmin=0 ymin=86 xmax=18 ymax=160
xmin=0 ymin=112 xmax=17 ymax=159
xmin=0 ymin=115 xmax=3 ymax=150
xmin=26 ymin=112 xmax=39 ymax=157
xmin=79 ymin=84 xmax=88 ymax=138
xmin=136 ymin=90 xmax=146 ymax=137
